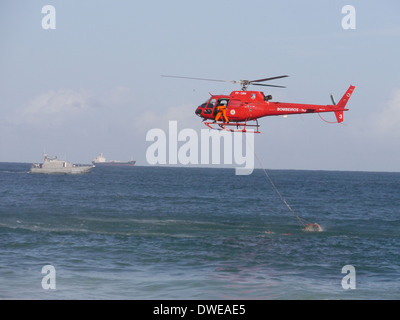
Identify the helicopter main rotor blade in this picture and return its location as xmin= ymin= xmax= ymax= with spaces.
xmin=249 ymin=75 xmax=289 ymax=83
xmin=161 ymin=74 xmax=289 ymax=90
xmin=252 ymin=83 xmax=287 ymax=88
xmin=161 ymin=75 xmax=231 ymax=83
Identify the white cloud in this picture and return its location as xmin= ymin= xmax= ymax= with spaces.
xmin=21 ymin=89 xmax=91 ymax=122
xmin=138 ymin=103 xmax=201 ymax=133
xmin=105 ymin=86 xmax=134 ymax=105
xmin=9 ymin=87 xmax=136 ymax=127
xmin=374 ymin=88 xmax=400 ymax=135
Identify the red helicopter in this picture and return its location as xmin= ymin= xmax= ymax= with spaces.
xmin=162 ymin=75 xmax=355 ymax=133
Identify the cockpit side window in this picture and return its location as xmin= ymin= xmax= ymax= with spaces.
xmin=229 ymin=99 xmax=242 ymax=107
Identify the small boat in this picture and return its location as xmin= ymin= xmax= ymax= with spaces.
xmin=92 ymin=153 xmax=136 ymax=167
xmin=30 ymin=154 xmax=93 ymax=174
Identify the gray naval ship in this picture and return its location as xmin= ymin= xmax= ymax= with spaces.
xmin=30 ymin=154 xmax=94 ymax=174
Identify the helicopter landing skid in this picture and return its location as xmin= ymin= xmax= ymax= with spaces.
xmin=204 ymin=120 xmax=260 ymax=133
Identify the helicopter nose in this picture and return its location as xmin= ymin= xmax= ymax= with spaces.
xmin=195 ymin=108 xmax=202 ymax=116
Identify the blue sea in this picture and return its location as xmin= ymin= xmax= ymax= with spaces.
xmin=0 ymin=162 xmax=399 ymax=300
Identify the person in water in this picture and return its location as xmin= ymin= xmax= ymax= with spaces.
xmin=304 ymin=223 xmax=322 ymax=232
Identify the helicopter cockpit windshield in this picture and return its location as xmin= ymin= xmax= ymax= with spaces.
xmin=198 ymin=100 xmax=208 ymax=109
xmin=206 ymin=98 xmax=216 ymax=108
xmin=197 ymin=98 xmax=216 ymax=109
xmin=195 ymin=96 xmax=230 ymax=117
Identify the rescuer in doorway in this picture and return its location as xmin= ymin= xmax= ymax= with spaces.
xmin=214 ymin=101 xmax=229 ymax=123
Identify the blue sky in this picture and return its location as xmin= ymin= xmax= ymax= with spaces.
xmin=1 ymin=0 xmax=399 ymax=171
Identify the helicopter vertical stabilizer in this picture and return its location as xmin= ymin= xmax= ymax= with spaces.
xmin=337 ymin=85 xmax=355 ymax=109
xmin=334 ymin=85 xmax=355 ymax=123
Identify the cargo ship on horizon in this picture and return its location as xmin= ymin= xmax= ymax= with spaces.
xmin=92 ymin=153 xmax=136 ymax=167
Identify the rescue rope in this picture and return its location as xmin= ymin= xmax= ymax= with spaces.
xmin=253 ymin=152 xmax=309 ymax=228
xmin=244 ymin=132 xmax=316 ymax=229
